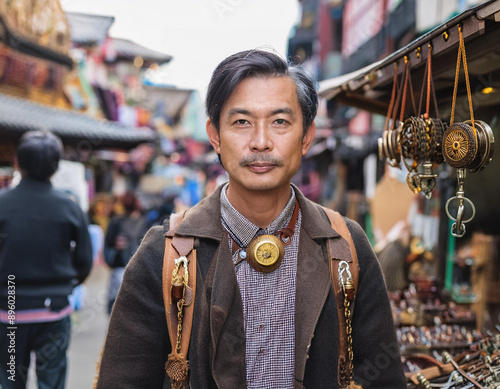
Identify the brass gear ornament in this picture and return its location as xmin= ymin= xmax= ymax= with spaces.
xmin=246 ymin=235 xmax=285 ymax=273
xmin=442 ymin=120 xmax=494 ymax=172
xmin=442 ymin=122 xmax=477 ymax=168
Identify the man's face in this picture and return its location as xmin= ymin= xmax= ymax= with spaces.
xmin=207 ymin=76 xmax=315 ymax=197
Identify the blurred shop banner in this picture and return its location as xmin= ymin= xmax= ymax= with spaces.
xmin=52 ymin=160 xmax=89 ymax=212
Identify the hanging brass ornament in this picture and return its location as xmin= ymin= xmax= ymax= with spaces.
xmin=442 ymin=122 xmax=477 ymax=169
xmin=442 ymin=24 xmax=495 ymax=237
xmin=246 ymin=234 xmax=285 ymax=273
xmin=443 ymin=120 xmax=494 ymax=172
xmin=466 ymin=120 xmax=494 ymax=173
xmin=232 ymin=199 xmax=300 ymax=273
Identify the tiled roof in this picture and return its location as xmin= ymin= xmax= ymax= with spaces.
xmin=65 ymin=12 xmax=115 ymax=46
xmin=0 ymin=16 xmax=73 ymax=68
xmin=0 ymin=93 xmax=158 ymax=150
xmin=112 ymin=38 xmax=172 ymax=65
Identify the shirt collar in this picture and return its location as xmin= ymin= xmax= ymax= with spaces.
xmin=220 ymin=183 xmax=296 ymax=248
xmin=18 ymin=177 xmax=53 ymax=190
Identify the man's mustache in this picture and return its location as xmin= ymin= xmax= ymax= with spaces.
xmin=240 ymin=154 xmax=285 ymax=167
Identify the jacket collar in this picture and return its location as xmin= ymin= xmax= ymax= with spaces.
xmin=175 ymin=184 xmax=225 ymax=241
xmin=177 ymin=183 xmax=341 ymax=242
xmin=18 ymin=177 xmax=52 ymax=191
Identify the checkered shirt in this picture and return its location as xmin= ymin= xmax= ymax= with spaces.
xmin=220 ymin=184 xmax=300 ymax=389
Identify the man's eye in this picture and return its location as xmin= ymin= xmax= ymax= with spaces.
xmin=235 ymin=119 xmax=248 ymax=125
xmin=274 ymin=119 xmax=288 ymax=125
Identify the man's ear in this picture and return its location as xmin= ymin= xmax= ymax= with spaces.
xmin=206 ymin=119 xmax=221 ymax=154
xmin=301 ymin=121 xmax=316 ymax=156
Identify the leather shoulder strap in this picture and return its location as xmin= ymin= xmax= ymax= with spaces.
xmin=162 ymin=212 xmax=196 ymax=387
xmin=321 ymin=207 xmax=360 ymax=388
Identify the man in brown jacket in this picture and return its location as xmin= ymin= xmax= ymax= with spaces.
xmin=96 ymin=49 xmax=406 ymax=388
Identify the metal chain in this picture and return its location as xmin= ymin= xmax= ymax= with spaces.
xmin=344 ymin=292 xmax=354 ymax=379
xmin=171 ymin=256 xmax=189 ymax=354
xmin=338 ymin=261 xmax=354 ymax=382
xmin=175 ymin=298 xmax=185 ymax=354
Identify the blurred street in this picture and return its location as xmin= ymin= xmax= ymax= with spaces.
xmin=26 ymin=263 xmax=110 ymax=389
xmin=67 ymin=263 xmax=110 ymax=389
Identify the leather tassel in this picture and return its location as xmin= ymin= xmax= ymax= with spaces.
xmin=165 ymin=353 xmax=189 ymax=389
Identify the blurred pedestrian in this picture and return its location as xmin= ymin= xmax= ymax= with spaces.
xmin=145 ymin=188 xmax=178 ymax=229
xmin=88 ymin=194 xmax=115 ymax=235
xmin=103 ymin=191 xmax=147 ymax=314
xmin=0 ymin=130 xmax=93 ymax=389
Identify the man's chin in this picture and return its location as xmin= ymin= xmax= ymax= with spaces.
xmin=243 ymin=181 xmax=286 ymax=193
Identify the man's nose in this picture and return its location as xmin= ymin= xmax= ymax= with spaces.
xmin=249 ymin=122 xmax=273 ymax=151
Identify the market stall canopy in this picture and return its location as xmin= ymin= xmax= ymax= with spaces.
xmin=111 ymin=38 xmax=172 ymax=66
xmin=319 ymin=0 xmax=500 ymax=235
xmin=0 ymin=92 xmax=158 ymax=150
xmin=318 ymin=0 xmax=500 ymax=119
xmin=65 ymin=12 xmax=115 ymax=46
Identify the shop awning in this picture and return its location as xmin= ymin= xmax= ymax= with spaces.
xmin=0 ymin=92 xmax=158 ymax=150
xmin=111 ymin=38 xmax=173 ymax=66
xmin=318 ymin=0 xmax=500 ymax=118
xmin=65 ymin=12 xmax=115 ymax=46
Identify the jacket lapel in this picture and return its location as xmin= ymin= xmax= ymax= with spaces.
xmin=176 ymin=186 xmax=247 ymax=388
xmin=294 ymin=226 xmax=331 ymax=384
xmin=293 ymin=187 xmax=350 ymax=384
xmin=209 ymin=234 xmax=246 ymax=388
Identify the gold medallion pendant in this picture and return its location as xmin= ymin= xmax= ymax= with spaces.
xmin=246 ymin=234 xmax=285 ymax=273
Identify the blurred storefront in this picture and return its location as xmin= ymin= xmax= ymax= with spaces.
xmin=0 ymin=1 xmax=217 ymax=222
xmin=0 ymin=2 xmax=160 ymax=205
xmin=290 ymin=0 xmax=500 ymax=385
xmin=65 ymin=9 xmax=214 ymax=211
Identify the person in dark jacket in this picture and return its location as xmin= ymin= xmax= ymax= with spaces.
xmin=97 ymin=49 xmax=406 ymax=388
xmin=0 ymin=130 xmax=93 ymax=389
xmin=104 ymin=191 xmax=148 ymax=314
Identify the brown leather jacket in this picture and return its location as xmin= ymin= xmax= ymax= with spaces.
xmin=96 ymin=185 xmax=406 ymax=388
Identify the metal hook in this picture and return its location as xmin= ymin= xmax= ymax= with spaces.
xmin=445 ymin=169 xmax=476 ymax=238
xmin=445 ymin=196 xmax=476 ymax=237
xmin=338 ymin=260 xmax=352 ymax=292
xmin=456 ymin=200 xmax=465 ymax=230
xmin=172 ymin=256 xmax=189 ymax=284
xmin=451 ymin=222 xmax=466 ymax=238
xmin=174 ymin=255 xmax=189 ymax=269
